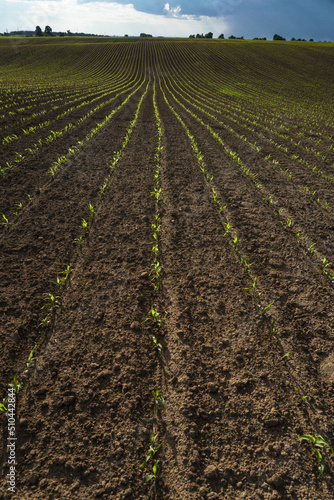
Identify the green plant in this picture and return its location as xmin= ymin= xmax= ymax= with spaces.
xmin=140 ymin=433 xmax=163 ymax=485
xmin=152 ymin=336 xmax=162 ymax=353
xmin=0 ymin=399 xmax=7 ymax=412
xmin=49 ymin=275 xmax=64 ymax=288
xmin=1 ymin=213 xmax=11 ymax=228
xmin=297 ymin=434 xmax=334 ymax=477
xmin=316 ymin=257 xmax=333 ymax=277
xmin=39 ymin=315 xmax=50 ymax=328
xmin=88 ymin=202 xmax=94 ymax=219
xmin=61 ymin=265 xmax=74 ymax=281
xmin=232 ymin=233 xmax=239 ymax=252
xmin=81 ymin=218 xmax=88 ymax=230
xmin=41 ymin=293 xmax=61 ymax=313
xmin=73 ymin=236 xmax=85 ymax=254
xmin=152 ymin=389 xmax=165 ymax=416
xmin=9 ymin=374 xmax=21 ymax=394
xmin=294 ymin=387 xmax=310 ymax=407
xmin=144 ymin=307 xmax=164 ymax=328
xmin=261 ymin=301 xmax=274 ymax=315
xmin=25 ymin=342 xmax=37 ymax=372
xmin=308 ymin=243 xmax=316 ymax=256
xmin=296 ymin=232 xmax=303 ymax=243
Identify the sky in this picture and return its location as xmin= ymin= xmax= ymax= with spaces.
xmin=1 ymin=0 xmax=333 ymax=40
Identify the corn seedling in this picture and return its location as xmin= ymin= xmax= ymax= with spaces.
xmin=152 ymin=336 xmax=162 ymax=353
xmin=39 ymin=315 xmax=50 ymax=328
xmin=297 ymin=434 xmax=334 ymax=477
xmin=232 ymin=233 xmax=239 ymax=252
xmin=269 ymin=322 xmax=277 ymax=338
xmin=316 ymin=257 xmax=333 ymax=277
xmin=73 ymin=236 xmax=85 ymax=255
xmin=41 ymin=293 xmax=61 ymax=313
xmin=240 ymin=256 xmax=254 ymax=272
xmin=245 ymin=275 xmax=257 ymax=294
xmin=294 ymin=387 xmax=310 ymax=407
xmin=308 ymin=243 xmax=316 ymax=256
xmin=140 ymin=433 xmax=162 ymax=468
xmin=49 ymin=275 xmax=64 ymax=289
xmin=61 ymin=264 xmax=74 ymax=281
xmin=81 ymin=218 xmax=88 ymax=230
xmin=0 ymin=399 xmax=7 ymax=413
xmin=277 ymin=352 xmax=291 ymax=366
xmin=296 ymin=232 xmax=303 ymax=243
xmin=224 ymin=219 xmax=231 ymax=236
xmin=88 ymin=203 xmax=94 ymax=219
xmin=144 ymin=307 xmax=164 ymax=328
xmin=25 ymin=342 xmax=37 ymax=373
xmin=150 ymin=261 xmax=163 ymax=291
xmin=140 ymin=433 xmax=164 ymax=491
xmin=261 ymin=301 xmax=274 ymax=316
xmin=1 ymin=213 xmax=11 ymax=228
xmin=152 ymin=389 xmax=165 ymax=416
xmin=9 ymin=374 xmax=21 ymax=394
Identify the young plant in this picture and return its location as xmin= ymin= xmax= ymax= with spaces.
xmin=61 ymin=264 xmax=74 ymax=281
xmin=41 ymin=293 xmax=61 ymax=314
xmin=81 ymin=218 xmax=88 ymax=230
xmin=261 ymin=301 xmax=274 ymax=315
xmin=9 ymin=374 xmax=21 ymax=394
xmin=1 ymin=213 xmax=10 ymax=228
xmin=25 ymin=342 xmax=37 ymax=372
xmin=297 ymin=434 xmax=334 ymax=477
xmin=73 ymin=236 xmax=85 ymax=255
xmin=308 ymin=243 xmax=316 ymax=256
xmin=152 ymin=389 xmax=165 ymax=416
xmin=152 ymin=336 xmax=162 ymax=353
xmin=294 ymin=387 xmax=310 ymax=407
xmin=39 ymin=315 xmax=50 ymax=328
xmin=144 ymin=307 xmax=164 ymax=328
xmin=316 ymin=257 xmax=333 ymax=277
xmin=49 ymin=275 xmax=64 ymax=289
xmin=88 ymin=202 xmax=94 ymax=219
xmin=140 ymin=433 xmax=164 ymax=488
xmin=296 ymin=232 xmax=303 ymax=243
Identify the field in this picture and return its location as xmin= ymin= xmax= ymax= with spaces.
xmin=0 ymin=36 xmax=334 ymax=499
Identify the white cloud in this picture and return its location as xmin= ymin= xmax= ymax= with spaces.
xmin=164 ymin=2 xmax=182 ymax=16
xmin=1 ymin=0 xmax=228 ymax=36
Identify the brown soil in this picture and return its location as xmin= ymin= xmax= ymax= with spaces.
xmin=1 ymin=45 xmax=334 ymax=500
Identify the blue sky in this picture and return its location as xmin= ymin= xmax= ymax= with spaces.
xmin=1 ymin=0 xmax=333 ymax=39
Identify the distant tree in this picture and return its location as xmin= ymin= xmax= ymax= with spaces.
xmin=35 ymin=26 xmax=42 ymax=37
xmin=59 ymin=32 xmax=65 ymax=37
xmin=309 ymin=38 xmax=314 ymax=42
xmin=228 ymin=35 xmax=236 ymax=39
xmin=189 ymin=34 xmax=195 ymax=38
xmin=218 ymin=33 xmax=225 ymax=39
xmin=140 ymin=33 xmax=152 ymax=37
xmin=291 ymin=37 xmax=296 ymax=41
xmin=204 ymin=32 xmax=213 ymax=39
xmin=195 ymin=33 xmax=204 ymax=38
xmin=67 ymin=30 xmax=72 ymax=36
xmin=273 ymin=34 xmax=286 ymax=41
xmin=44 ymin=25 xmax=52 ymax=36
xmin=124 ymin=34 xmax=128 ymax=37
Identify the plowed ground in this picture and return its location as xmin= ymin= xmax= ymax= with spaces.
xmin=0 ymin=39 xmax=334 ymax=500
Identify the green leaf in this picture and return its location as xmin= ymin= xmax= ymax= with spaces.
xmin=143 ymin=474 xmax=154 ymax=483
xmin=319 ymin=464 xmax=324 ymax=477
xmin=314 ymin=449 xmax=322 ymax=465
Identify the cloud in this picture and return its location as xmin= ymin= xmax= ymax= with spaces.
xmin=1 ymin=0 xmax=333 ymax=40
xmin=164 ymin=3 xmax=182 ymax=16
xmin=1 ymin=0 xmax=228 ymax=36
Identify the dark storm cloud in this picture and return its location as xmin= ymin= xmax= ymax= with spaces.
xmin=74 ymin=0 xmax=334 ymax=40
